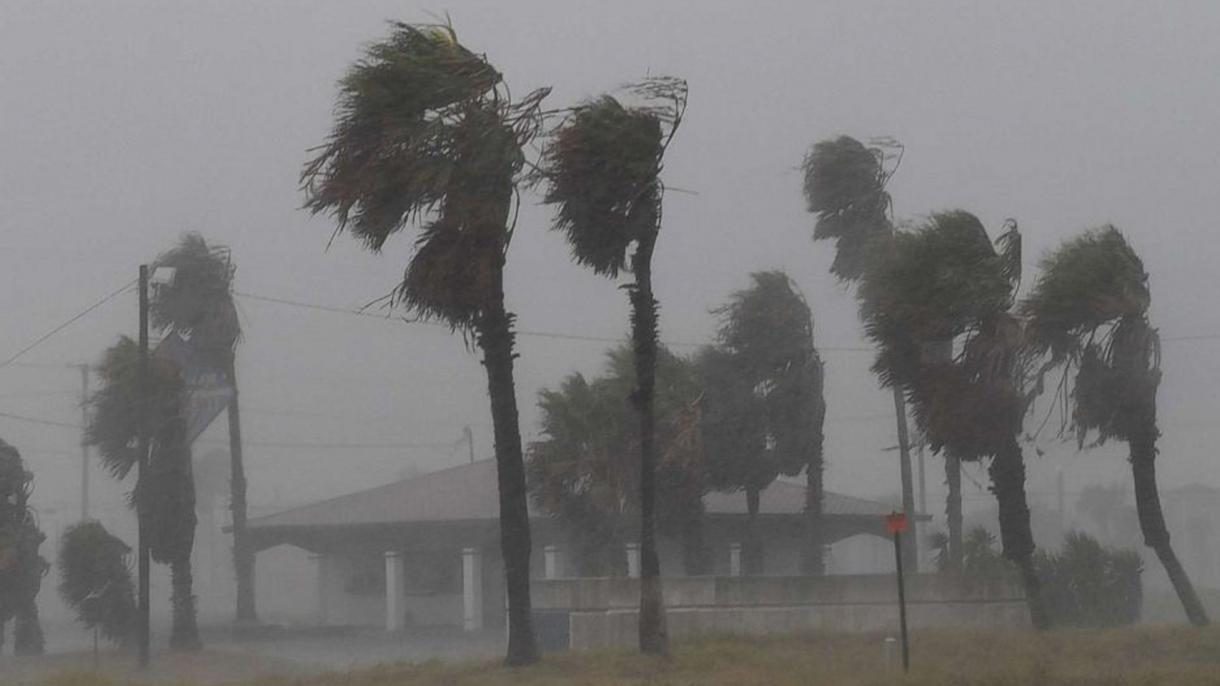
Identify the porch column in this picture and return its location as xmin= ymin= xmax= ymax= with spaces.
xmin=385 ymin=551 xmax=404 ymax=631
xmin=729 ymin=542 xmax=742 ymax=577
xmin=626 ymin=542 xmax=641 ymax=578
xmin=462 ymin=547 xmax=483 ymax=632
xmin=544 ymin=545 xmax=561 ymax=580
xmin=314 ymin=554 xmax=332 ymax=625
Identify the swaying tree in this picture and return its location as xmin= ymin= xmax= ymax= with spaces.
xmin=150 ymin=233 xmax=255 ymax=623
xmin=87 ymin=338 xmax=201 ymax=650
xmin=0 ymin=439 xmax=47 ymax=655
xmin=58 ymin=521 xmax=137 ymax=647
xmin=801 ymin=136 xmax=924 ymax=569
xmin=1023 ymin=226 xmax=1209 ymax=626
xmin=704 ymin=271 xmax=826 ymax=575
xmin=540 ymin=77 xmax=688 ymax=655
xmin=301 ymin=22 xmax=549 ymax=665
xmin=527 ymin=346 xmax=707 ymax=576
xmin=857 ymin=210 xmax=1048 ymax=628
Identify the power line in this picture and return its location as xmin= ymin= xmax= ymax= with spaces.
xmin=0 ymin=278 xmax=136 ymax=371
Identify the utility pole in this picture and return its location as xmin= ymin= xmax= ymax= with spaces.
xmin=463 ymin=425 xmax=474 ymax=464
xmin=77 ymin=363 xmax=90 ymax=521
xmin=136 ymin=264 xmax=151 ymax=668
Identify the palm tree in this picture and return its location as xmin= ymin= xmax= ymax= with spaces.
xmin=857 ymin=210 xmax=1048 ymax=628
xmin=801 ymin=136 xmax=925 ymax=569
xmin=88 ymin=338 xmax=201 ymax=649
xmin=1023 ymin=226 xmax=1209 ymax=626
xmin=57 ymin=521 xmax=137 ymax=648
xmin=706 ymin=271 xmax=827 ymax=575
xmin=149 ymin=233 xmax=255 ymax=622
xmin=300 ymin=22 xmax=548 ymax=665
xmin=0 ymin=439 xmax=47 ymax=655
xmin=540 ymin=78 xmax=687 ymax=655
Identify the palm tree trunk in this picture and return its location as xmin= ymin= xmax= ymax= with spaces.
xmin=169 ymin=556 xmax=201 ymax=650
xmin=945 ymin=450 xmax=963 ymax=573
xmin=802 ymin=456 xmax=825 ymax=576
xmin=225 ymin=359 xmax=256 ymax=624
xmin=988 ymin=437 xmax=1048 ymax=629
xmin=13 ymin=597 xmax=44 ymax=656
xmin=891 ymin=388 xmax=918 ymax=569
xmin=629 ymin=230 xmax=668 ymax=656
xmin=744 ymin=485 xmax=763 ymax=576
xmin=1130 ymin=427 xmax=1209 ymax=626
xmin=477 ymin=289 xmax=540 ymax=666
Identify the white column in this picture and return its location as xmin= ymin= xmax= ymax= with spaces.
xmin=626 ymin=542 xmax=641 ymax=579
xmin=385 ymin=551 xmax=404 ymax=631
xmin=544 ymin=545 xmax=561 ymax=580
xmin=729 ymin=542 xmax=742 ymax=577
xmin=314 ymin=554 xmax=332 ymax=625
xmin=462 ymin=547 xmax=483 ymax=632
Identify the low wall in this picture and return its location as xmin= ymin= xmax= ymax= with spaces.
xmin=532 ymin=574 xmax=1028 ymax=651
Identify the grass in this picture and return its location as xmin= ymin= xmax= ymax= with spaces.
xmin=25 ymin=625 xmax=1220 ymax=686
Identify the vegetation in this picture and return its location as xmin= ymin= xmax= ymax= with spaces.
xmin=801 ymin=136 xmax=923 ymax=569
xmin=527 ymin=346 xmax=706 ymax=576
xmin=703 ymin=271 xmax=826 ymax=575
xmin=540 ymin=77 xmax=688 ymax=655
xmin=300 ymin=21 xmax=550 ymax=665
xmin=1023 ymin=226 xmax=1209 ymax=626
xmin=57 ymin=521 xmax=136 ymax=647
xmin=0 ymin=439 xmax=47 ymax=655
xmin=86 ymin=338 xmax=201 ymax=650
xmin=149 ymin=233 xmax=255 ymax=623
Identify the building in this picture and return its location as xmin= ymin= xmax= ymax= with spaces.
xmin=245 ymin=459 xmax=919 ymax=632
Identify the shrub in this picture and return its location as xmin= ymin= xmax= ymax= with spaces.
xmin=57 ymin=521 xmax=136 ymax=646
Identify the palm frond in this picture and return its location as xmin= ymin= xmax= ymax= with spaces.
xmin=151 ymin=233 xmax=239 ymax=364
xmin=801 ymin=136 xmax=894 ymax=281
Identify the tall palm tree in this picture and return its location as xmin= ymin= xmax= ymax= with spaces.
xmin=149 ymin=233 xmax=255 ymax=622
xmin=707 ymin=271 xmax=827 ymax=575
xmin=540 ymin=77 xmax=687 ymax=655
xmin=858 ymin=211 xmax=1048 ymax=628
xmin=300 ymin=22 xmax=548 ymax=665
xmin=0 ymin=439 xmax=47 ymax=655
xmin=88 ymin=338 xmax=201 ymax=650
xmin=1023 ymin=226 xmax=1209 ymax=626
xmin=801 ymin=136 xmax=924 ymax=568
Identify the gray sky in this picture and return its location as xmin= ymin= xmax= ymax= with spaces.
xmin=2 ymin=0 xmax=1218 ymax=528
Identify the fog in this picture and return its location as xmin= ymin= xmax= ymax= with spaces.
xmin=2 ymin=0 xmax=1219 ymax=676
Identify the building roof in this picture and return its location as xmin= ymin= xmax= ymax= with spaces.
xmin=247 ymin=459 xmax=906 ymax=531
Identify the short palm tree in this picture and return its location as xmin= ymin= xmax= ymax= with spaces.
xmin=0 ymin=439 xmax=47 ymax=655
xmin=707 ymin=271 xmax=826 ymax=575
xmin=802 ymin=136 xmax=923 ymax=569
xmin=150 ymin=233 xmax=255 ymax=623
xmin=858 ymin=210 xmax=1048 ymax=628
xmin=88 ymin=337 xmax=201 ymax=650
xmin=300 ymin=22 xmax=549 ymax=665
xmin=540 ymin=77 xmax=687 ymax=655
xmin=1023 ymin=226 xmax=1209 ymax=626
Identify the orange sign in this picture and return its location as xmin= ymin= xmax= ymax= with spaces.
xmin=885 ymin=511 xmax=909 ymax=534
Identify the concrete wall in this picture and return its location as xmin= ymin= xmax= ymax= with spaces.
xmin=532 ymin=574 xmax=1028 ymax=651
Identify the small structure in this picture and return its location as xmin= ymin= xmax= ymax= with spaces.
xmin=245 ymin=460 xmax=920 ymax=632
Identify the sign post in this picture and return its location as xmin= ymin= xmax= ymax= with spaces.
xmin=885 ymin=511 xmax=910 ymax=673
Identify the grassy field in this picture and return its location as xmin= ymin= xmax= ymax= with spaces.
xmin=23 ymin=624 xmax=1220 ymax=686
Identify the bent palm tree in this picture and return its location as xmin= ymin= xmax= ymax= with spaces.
xmin=301 ymin=22 xmax=548 ymax=665
xmin=540 ymin=78 xmax=687 ymax=655
xmin=150 ymin=234 xmax=255 ymax=622
xmin=1023 ymin=226 xmax=1208 ymax=626
xmin=858 ymin=211 xmax=1048 ymax=628
xmin=88 ymin=338 xmax=201 ymax=649
xmin=0 ymin=439 xmax=47 ymax=655
xmin=802 ymin=136 xmax=923 ymax=569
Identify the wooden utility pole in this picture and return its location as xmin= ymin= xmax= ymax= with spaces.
xmin=78 ymin=363 xmax=90 ymax=521
xmin=136 ymin=264 xmax=151 ymax=668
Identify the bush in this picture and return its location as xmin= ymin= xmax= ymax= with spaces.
xmin=57 ymin=521 xmax=136 ymax=646
xmin=1037 ymin=530 xmax=1142 ymax=627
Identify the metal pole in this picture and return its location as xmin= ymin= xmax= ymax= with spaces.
xmin=137 ymin=264 xmax=151 ymax=668
xmin=893 ymin=530 xmax=910 ymax=673
xmin=464 ymin=425 xmax=474 ymax=464
xmin=78 ymin=363 xmax=91 ymax=521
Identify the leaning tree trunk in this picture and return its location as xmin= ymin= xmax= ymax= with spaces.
xmin=225 ymin=359 xmax=256 ymax=624
xmin=1130 ymin=426 xmax=1209 ymax=626
xmin=945 ymin=450 xmax=963 ymax=573
xmin=13 ymin=597 xmax=44 ymax=656
xmin=629 ymin=229 xmax=668 ymax=656
xmin=891 ymin=388 xmax=918 ymax=570
xmin=989 ymin=437 xmax=1048 ymax=629
xmin=169 ymin=556 xmax=201 ymax=650
xmin=744 ymin=486 xmax=763 ymax=576
xmin=801 ymin=358 xmax=827 ymax=576
xmin=477 ymin=278 xmax=540 ymax=666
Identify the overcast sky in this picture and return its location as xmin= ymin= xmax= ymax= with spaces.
xmin=3 ymin=1 xmax=1218 ymax=532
